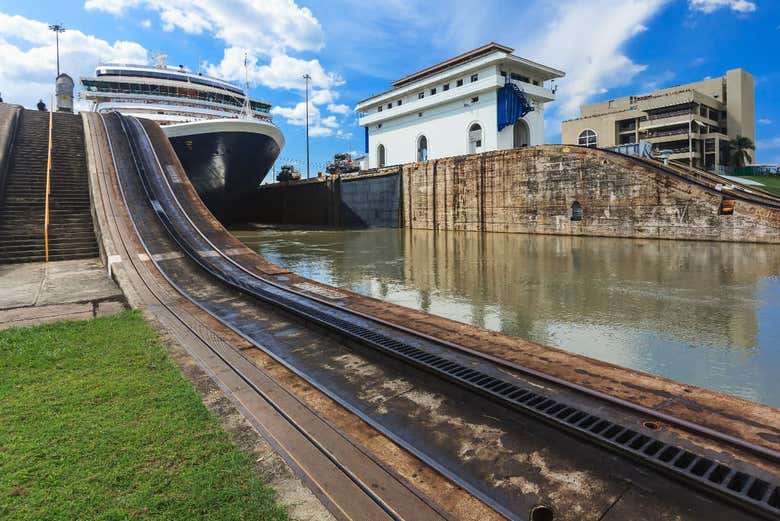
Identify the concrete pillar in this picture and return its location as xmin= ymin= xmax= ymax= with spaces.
xmin=55 ymin=73 xmax=74 ymax=113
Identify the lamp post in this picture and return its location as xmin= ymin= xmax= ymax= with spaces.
xmin=303 ymin=73 xmax=311 ymax=179
xmin=49 ymin=24 xmax=66 ymax=77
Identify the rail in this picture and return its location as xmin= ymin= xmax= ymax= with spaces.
xmin=113 ymin=113 xmax=780 ymax=519
xmin=44 ymin=95 xmax=53 ymax=262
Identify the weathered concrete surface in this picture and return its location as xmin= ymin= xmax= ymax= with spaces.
xmin=340 ymin=169 xmax=401 ymax=227
xmin=0 ymin=103 xmax=22 ymax=201
xmin=0 ymin=258 xmax=126 ymax=329
xmin=402 ymin=145 xmax=780 ymax=243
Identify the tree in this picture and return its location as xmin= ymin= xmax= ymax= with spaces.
xmin=727 ymin=135 xmax=755 ymax=167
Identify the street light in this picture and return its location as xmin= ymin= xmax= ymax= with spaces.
xmin=303 ymin=73 xmax=311 ymax=179
xmin=49 ymin=23 xmax=66 ymax=77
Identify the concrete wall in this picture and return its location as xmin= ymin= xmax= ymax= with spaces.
xmin=401 ymin=145 xmax=780 ymax=243
xmin=240 ymin=169 xmax=401 ymax=227
xmin=340 ymin=170 xmax=401 ymax=227
xmin=0 ymin=103 xmax=22 ymax=203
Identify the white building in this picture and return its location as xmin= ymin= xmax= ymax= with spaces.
xmin=356 ymin=43 xmax=565 ymax=169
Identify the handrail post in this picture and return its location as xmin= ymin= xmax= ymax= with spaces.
xmin=44 ymin=94 xmax=53 ymax=262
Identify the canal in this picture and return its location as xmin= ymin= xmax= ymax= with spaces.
xmin=230 ymin=224 xmax=780 ymax=408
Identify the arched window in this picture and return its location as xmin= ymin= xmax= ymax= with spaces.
xmin=377 ymin=144 xmax=386 ymax=168
xmin=513 ymin=120 xmax=530 ymax=148
xmin=417 ymin=135 xmax=428 ymax=161
xmin=468 ymin=123 xmax=483 ymax=154
xmin=578 ymin=129 xmax=598 ymax=148
xmin=571 ymin=201 xmax=583 ymax=221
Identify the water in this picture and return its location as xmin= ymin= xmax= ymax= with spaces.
xmin=229 ymin=224 xmax=780 ymax=408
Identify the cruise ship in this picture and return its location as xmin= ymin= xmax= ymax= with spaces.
xmin=80 ymin=55 xmax=284 ymax=220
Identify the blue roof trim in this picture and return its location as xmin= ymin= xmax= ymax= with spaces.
xmin=497 ymin=83 xmax=534 ymax=131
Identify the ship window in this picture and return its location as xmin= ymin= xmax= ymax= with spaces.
xmin=417 ymin=135 xmax=428 ymax=161
xmin=377 ymin=144 xmax=386 ymax=168
xmin=578 ymin=129 xmax=598 ymax=148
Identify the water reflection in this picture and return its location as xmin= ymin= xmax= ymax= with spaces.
xmin=230 ymin=225 xmax=780 ymax=407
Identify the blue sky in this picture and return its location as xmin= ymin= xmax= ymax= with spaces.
xmin=1 ymin=0 xmax=778 ymax=170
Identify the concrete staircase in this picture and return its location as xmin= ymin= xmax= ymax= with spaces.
xmin=0 ymin=110 xmax=98 ymax=263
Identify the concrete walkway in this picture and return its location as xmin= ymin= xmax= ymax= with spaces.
xmin=0 ymin=258 xmax=126 ymax=329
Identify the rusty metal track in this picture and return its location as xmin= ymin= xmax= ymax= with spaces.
xmin=104 ymin=112 xmax=780 ymax=520
xmin=93 ymin=112 xmax=451 ymax=521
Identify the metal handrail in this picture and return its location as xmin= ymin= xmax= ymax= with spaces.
xmin=44 ymin=95 xmax=53 ymax=262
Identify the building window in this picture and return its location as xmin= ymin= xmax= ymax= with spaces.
xmin=470 ymin=73 xmax=478 ymax=82
xmin=387 ymin=103 xmax=392 ymax=109
xmin=571 ymin=201 xmax=583 ymax=221
xmin=418 ymin=112 xmax=423 ymax=117
xmin=469 ymin=123 xmax=483 ymax=154
xmin=577 ymin=129 xmax=598 ymax=148
xmin=430 ymin=88 xmax=436 ymax=95
xmin=443 ymin=83 xmax=449 ymax=91
xmin=533 ymin=80 xmax=539 ymax=86
xmin=471 ymin=96 xmax=479 ymax=103
xmin=417 ymin=135 xmax=428 ymax=161
xmin=397 ymin=99 xmax=402 ymax=106
xmin=418 ymin=92 xmax=424 ymax=99
xmin=500 ymin=70 xmax=507 ymax=77
xmin=511 ymin=72 xmax=529 ymax=83
xmin=456 ymin=79 xmax=463 ymax=87
xmin=377 ymin=144 xmax=386 ymax=168
xmin=377 ymin=105 xmax=382 ymax=112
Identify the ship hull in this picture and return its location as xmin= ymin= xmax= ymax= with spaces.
xmin=164 ymin=119 xmax=283 ymax=221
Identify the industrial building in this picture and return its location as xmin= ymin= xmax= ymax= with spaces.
xmin=356 ymin=43 xmax=565 ymax=169
xmin=561 ymin=69 xmax=755 ymax=170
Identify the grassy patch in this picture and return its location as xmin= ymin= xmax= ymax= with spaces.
xmin=733 ymin=175 xmax=780 ymax=196
xmin=0 ymin=310 xmax=288 ymax=521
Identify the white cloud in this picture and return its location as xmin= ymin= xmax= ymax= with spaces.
xmin=85 ymin=0 xmax=324 ymax=55
xmin=688 ymin=0 xmax=757 ymax=14
xmin=327 ymin=103 xmax=350 ymax=115
xmin=270 ymin=101 xmax=317 ymax=127
xmin=141 ymin=18 xmax=151 ymax=28
xmin=526 ymin=0 xmax=669 ymax=120
xmin=0 ymin=12 xmax=147 ymax=109
xmin=757 ymin=136 xmax=780 ymax=150
xmin=758 ymin=118 xmax=772 ymax=125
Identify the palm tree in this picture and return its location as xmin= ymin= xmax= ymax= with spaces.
xmin=727 ymin=136 xmax=755 ymax=167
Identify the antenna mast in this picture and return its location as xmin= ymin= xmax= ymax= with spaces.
xmin=242 ymin=52 xmax=252 ymax=119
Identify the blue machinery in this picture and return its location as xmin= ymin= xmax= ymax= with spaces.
xmin=497 ymin=82 xmax=534 ymax=131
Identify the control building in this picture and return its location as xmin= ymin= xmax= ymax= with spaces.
xmin=561 ymin=69 xmax=755 ymax=170
xmin=356 ymin=43 xmax=565 ymax=169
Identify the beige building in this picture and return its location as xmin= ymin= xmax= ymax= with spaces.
xmin=561 ymin=69 xmax=754 ymax=170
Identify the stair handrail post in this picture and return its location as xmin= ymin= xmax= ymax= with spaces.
xmin=44 ymin=94 xmax=53 ymax=262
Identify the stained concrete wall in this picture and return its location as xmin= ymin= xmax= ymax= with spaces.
xmin=340 ymin=170 xmax=401 ymax=227
xmin=400 ymin=145 xmax=780 ymax=243
xmin=240 ymin=168 xmax=401 ymax=227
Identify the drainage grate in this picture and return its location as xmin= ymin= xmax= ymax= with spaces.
xmin=125 ymin=116 xmax=780 ymax=520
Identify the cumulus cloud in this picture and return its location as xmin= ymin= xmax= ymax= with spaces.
xmin=327 ymin=103 xmax=350 ymax=115
xmin=0 ymin=12 xmax=147 ymax=108
xmin=85 ymin=0 xmax=324 ymax=54
xmin=758 ymin=118 xmax=772 ymax=125
xmin=688 ymin=0 xmax=757 ymax=13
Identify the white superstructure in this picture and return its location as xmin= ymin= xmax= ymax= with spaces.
xmin=80 ymin=58 xmax=273 ymax=126
xmin=356 ymin=43 xmax=565 ymax=169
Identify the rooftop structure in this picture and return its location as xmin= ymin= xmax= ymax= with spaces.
xmin=561 ymin=69 xmax=755 ymax=170
xmin=356 ymin=43 xmax=565 ymax=168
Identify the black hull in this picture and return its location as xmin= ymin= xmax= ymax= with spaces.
xmin=169 ymin=131 xmax=280 ymax=221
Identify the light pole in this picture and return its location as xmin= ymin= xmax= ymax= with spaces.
xmin=303 ymin=73 xmax=311 ymax=179
xmin=49 ymin=24 xmax=66 ymax=77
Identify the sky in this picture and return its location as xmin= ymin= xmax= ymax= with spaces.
xmin=0 ymin=0 xmax=778 ymax=171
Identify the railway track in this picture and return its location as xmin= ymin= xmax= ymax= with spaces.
xmin=89 ymin=111 xmax=780 ymax=520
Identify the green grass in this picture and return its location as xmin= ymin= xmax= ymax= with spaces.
xmin=0 ymin=310 xmax=288 ymax=521
xmin=733 ymin=175 xmax=780 ymax=196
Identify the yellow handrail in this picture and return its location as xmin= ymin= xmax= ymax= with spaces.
xmin=44 ymin=95 xmax=53 ymax=262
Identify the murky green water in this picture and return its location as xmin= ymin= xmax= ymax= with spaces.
xmin=230 ymin=224 xmax=780 ymax=408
